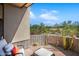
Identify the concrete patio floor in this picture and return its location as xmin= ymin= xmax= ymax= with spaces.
xmin=25 ymin=45 xmax=79 ymax=56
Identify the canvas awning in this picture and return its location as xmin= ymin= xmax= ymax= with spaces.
xmin=10 ymin=3 xmax=32 ymax=8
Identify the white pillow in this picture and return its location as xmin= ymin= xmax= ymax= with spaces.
xmin=0 ymin=39 xmax=7 ymax=49
xmin=35 ymin=48 xmax=53 ymax=56
xmin=0 ymin=49 xmax=5 ymax=56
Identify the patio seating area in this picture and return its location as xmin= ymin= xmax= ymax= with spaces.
xmin=25 ymin=45 xmax=79 ymax=56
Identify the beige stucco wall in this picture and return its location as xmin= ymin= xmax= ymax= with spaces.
xmin=4 ymin=4 xmax=30 ymax=43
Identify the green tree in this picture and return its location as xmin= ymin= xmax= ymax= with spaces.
xmin=30 ymin=23 xmax=50 ymax=34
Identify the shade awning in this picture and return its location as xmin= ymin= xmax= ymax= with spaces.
xmin=10 ymin=3 xmax=32 ymax=8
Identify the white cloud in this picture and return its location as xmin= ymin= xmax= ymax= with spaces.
xmin=30 ymin=9 xmax=59 ymax=20
xmin=39 ymin=9 xmax=59 ymax=20
xmin=43 ymin=20 xmax=55 ymax=25
xmin=44 ymin=20 xmax=52 ymax=24
xmin=39 ymin=12 xmax=58 ymax=20
xmin=51 ymin=10 xmax=58 ymax=13
xmin=30 ymin=11 xmax=36 ymax=19
xmin=41 ymin=9 xmax=58 ymax=13
xmin=41 ymin=9 xmax=48 ymax=12
xmin=30 ymin=8 xmax=60 ymax=26
xmin=39 ymin=9 xmax=59 ymax=25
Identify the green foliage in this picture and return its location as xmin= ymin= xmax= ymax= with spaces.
xmin=61 ymin=21 xmax=78 ymax=36
xmin=61 ymin=21 xmax=77 ymax=49
xmin=30 ymin=21 xmax=79 ymax=36
xmin=30 ymin=23 xmax=50 ymax=34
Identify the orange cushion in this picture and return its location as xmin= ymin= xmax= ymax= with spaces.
xmin=11 ymin=46 xmax=19 ymax=56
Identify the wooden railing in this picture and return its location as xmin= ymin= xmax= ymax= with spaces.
xmin=30 ymin=34 xmax=79 ymax=53
xmin=30 ymin=35 xmax=46 ymax=46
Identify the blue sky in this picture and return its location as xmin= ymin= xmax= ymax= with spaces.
xmin=30 ymin=3 xmax=79 ymax=26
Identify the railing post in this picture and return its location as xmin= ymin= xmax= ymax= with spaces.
xmin=45 ymin=34 xmax=48 ymax=45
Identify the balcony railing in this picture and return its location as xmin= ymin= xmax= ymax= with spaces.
xmin=30 ymin=34 xmax=79 ymax=53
